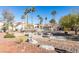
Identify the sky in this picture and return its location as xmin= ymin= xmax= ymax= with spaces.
xmin=0 ymin=6 xmax=79 ymax=24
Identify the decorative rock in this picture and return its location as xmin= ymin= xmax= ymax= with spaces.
xmin=39 ymin=45 xmax=55 ymax=51
xmin=29 ymin=39 xmax=38 ymax=45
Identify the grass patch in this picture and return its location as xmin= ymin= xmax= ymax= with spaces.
xmin=4 ymin=33 xmax=15 ymax=38
xmin=16 ymin=36 xmax=28 ymax=43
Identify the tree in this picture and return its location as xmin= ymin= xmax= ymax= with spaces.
xmin=31 ymin=7 xmax=35 ymax=25
xmin=22 ymin=8 xmax=31 ymax=29
xmin=59 ymin=14 xmax=79 ymax=35
xmin=37 ymin=15 xmax=43 ymax=24
xmin=22 ymin=7 xmax=36 ymax=29
xmin=37 ymin=15 xmax=43 ymax=29
xmin=24 ymin=8 xmax=31 ymax=25
xmin=2 ymin=10 xmax=14 ymax=32
xmin=45 ymin=17 xmax=47 ymax=24
xmin=21 ymin=15 xmax=26 ymax=20
xmin=50 ymin=10 xmax=57 ymax=26
xmin=21 ymin=15 xmax=26 ymax=30
xmin=49 ymin=19 xmax=56 ymax=24
xmin=51 ymin=10 xmax=56 ymax=19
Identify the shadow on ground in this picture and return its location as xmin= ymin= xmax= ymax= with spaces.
xmin=52 ymin=32 xmax=79 ymax=41
xmin=55 ymin=48 xmax=72 ymax=53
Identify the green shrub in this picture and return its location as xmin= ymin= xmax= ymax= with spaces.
xmin=17 ymin=36 xmax=27 ymax=42
xmin=4 ymin=33 xmax=15 ymax=38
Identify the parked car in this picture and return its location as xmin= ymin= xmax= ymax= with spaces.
xmin=42 ymin=32 xmax=50 ymax=37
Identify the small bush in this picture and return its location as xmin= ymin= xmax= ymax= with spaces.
xmin=16 ymin=38 xmax=23 ymax=44
xmin=4 ymin=33 xmax=15 ymax=38
xmin=16 ymin=36 xmax=27 ymax=43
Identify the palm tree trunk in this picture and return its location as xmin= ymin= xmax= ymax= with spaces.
xmin=27 ymin=14 xmax=28 ymax=29
xmin=31 ymin=13 xmax=33 ymax=25
xmin=45 ymin=20 xmax=46 ymax=24
xmin=31 ymin=17 xmax=34 ymax=29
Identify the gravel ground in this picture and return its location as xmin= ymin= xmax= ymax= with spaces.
xmin=1 ymin=32 xmax=79 ymax=53
xmin=0 ymin=32 xmax=56 ymax=53
xmin=0 ymin=39 xmax=56 ymax=53
xmin=32 ymin=35 xmax=79 ymax=53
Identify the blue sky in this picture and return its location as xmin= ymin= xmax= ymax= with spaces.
xmin=0 ymin=6 xmax=79 ymax=24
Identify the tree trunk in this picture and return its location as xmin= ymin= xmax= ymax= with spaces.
xmin=3 ymin=27 xmax=6 ymax=32
xmin=75 ymin=29 xmax=78 ymax=35
xmin=64 ymin=31 xmax=68 ymax=35
xmin=26 ymin=14 xmax=28 ymax=29
xmin=31 ymin=17 xmax=34 ymax=29
xmin=31 ymin=13 xmax=33 ymax=25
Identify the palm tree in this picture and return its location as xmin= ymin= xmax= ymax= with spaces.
xmin=21 ymin=15 xmax=26 ymax=21
xmin=37 ymin=15 xmax=43 ymax=24
xmin=24 ymin=8 xmax=31 ymax=24
xmin=49 ymin=19 xmax=56 ymax=24
xmin=31 ymin=7 xmax=35 ymax=25
xmin=23 ymin=8 xmax=31 ymax=29
xmin=21 ymin=15 xmax=26 ymax=30
xmin=45 ymin=17 xmax=47 ymax=24
xmin=49 ymin=19 xmax=56 ymax=32
xmin=51 ymin=10 xmax=56 ymax=20
xmin=50 ymin=10 xmax=57 ymax=28
xmin=37 ymin=15 xmax=43 ymax=29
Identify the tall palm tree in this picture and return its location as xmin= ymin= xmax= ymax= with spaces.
xmin=49 ymin=19 xmax=56 ymax=30
xmin=37 ymin=15 xmax=40 ymax=25
xmin=24 ymin=8 xmax=31 ymax=29
xmin=21 ymin=15 xmax=26 ymax=21
xmin=50 ymin=10 xmax=57 ymax=28
xmin=21 ymin=15 xmax=26 ymax=30
xmin=45 ymin=17 xmax=47 ymax=24
xmin=31 ymin=7 xmax=35 ymax=25
xmin=24 ymin=8 xmax=31 ymax=24
xmin=37 ymin=15 xmax=43 ymax=29
xmin=51 ymin=10 xmax=56 ymax=20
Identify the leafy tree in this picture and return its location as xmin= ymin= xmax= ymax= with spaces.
xmin=59 ymin=14 xmax=79 ymax=35
xmin=2 ymin=10 xmax=14 ymax=32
